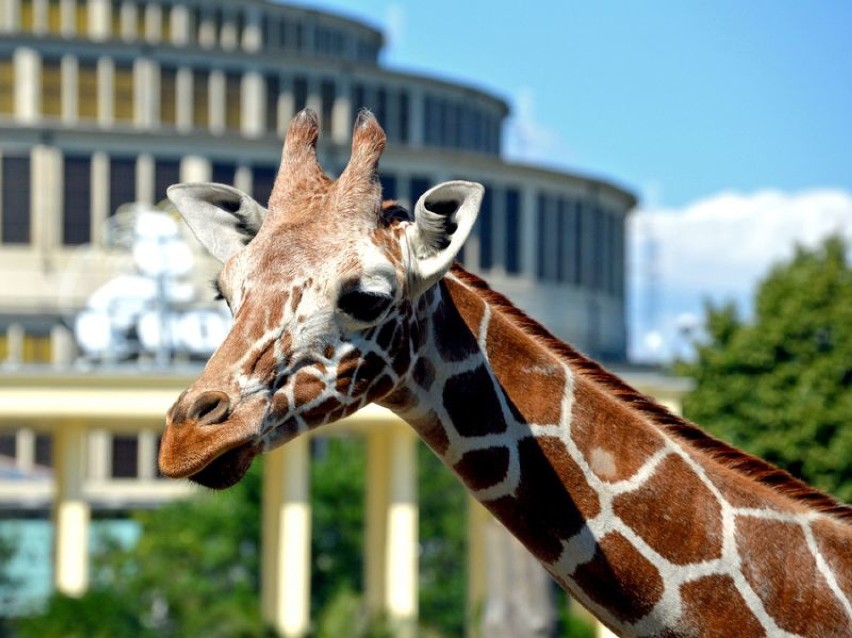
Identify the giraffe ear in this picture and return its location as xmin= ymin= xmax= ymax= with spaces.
xmin=406 ymin=180 xmax=483 ymax=297
xmin=167 ymin=183 xmax=267 ymax=263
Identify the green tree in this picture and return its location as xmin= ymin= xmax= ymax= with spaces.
xmin=678 ymin=235 xmax=852 ymax=502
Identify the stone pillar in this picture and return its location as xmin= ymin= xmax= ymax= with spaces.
xmin=5 ymin=323 xmax=25 ymax=365
xmin=175 ymin=67 xmax=193 ymax=133
xmin=180 ymin=155 xmax=210 ymax=184
xmin=137 ymin=430 xmax=158 ymax=480
xmin=90 ymin=151 xmax=109 ymax=242
xmin=241 ymin=70 xmax=264 ymax=139
xmin=243 ymin=6 xmax=262 ymax=52
xmin=50 ymin=323 xmax=76 ymax=367
xmin=97 ymin=56 xmax=113 ymax=127
xmin=53 ymin=421 xmax=90 ymax=596
xmin=59 ymin=0 xmax=74 ymax=36
xmin=31 ymin=145 xmax=62 ymax=251
xmin=262 ymin=437 xmax=311 ymax=638
xmin=364 ymin=429 xmax=390 ymax=616
xmin=170 ymin=3 xmax=190 ymax=46
xmin=209 ymin=69 xmax=225 ymax=135
xmin=331 ymin=76 xmax=352 ymax=145
xmin=409 ymin=86 xmax=425 ymax=148
xmin=62 ymin=55 xmax=77 ymax=123
xmin=143 ymin=2 xmax=161 ymax=43
xmin=87 ymin=0 xmax=111 ymax=41
xmin=14 ymin=47 xmax=40 ymax=123
xmin=136 ymin=153 xmax=154 ymax=206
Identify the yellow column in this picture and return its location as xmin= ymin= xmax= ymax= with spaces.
xmin=385 ymin=427 xmax=418 ymax=635
xmin=364 ymin=425 xmax=419 ymax=635
xmin=466 ymin=496 xmax=489 ymax=637
xmin=261 ymin=437 xmax=311 ymax=638
xmin=53 ymin=421 xmax=90 ymax=596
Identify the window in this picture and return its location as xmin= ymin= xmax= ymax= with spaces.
xmin=154 ymin=159 xmax=180 ymax=204
xmin=0 ymin=59 xmax=13 ymax=114
xmin=252 ymin=166 xmax=276 ymax=207
xmin=160 ymin=66 xmax=177 ymax=125
xmin=111 ymin=435 xmax=138 ymax=478
xmin=47 ymin=0 xmax=62 ymax=34
xmin=573 ymin=202 xmax=584 ymax=286
xmin=409 ymin=176 xmax=431 ymax=206
xmin=109 ymin=157 xmax=136 ymax=215
xmin=560 ymin=198 xmax=576 ymax=283
xmin=0 ymin=433 xmax=15 ymax=459
xmin=111 ymin=0 xmax=123 ymax=38
xmin=113 ymin=62 xmax=135 ymax=122
xmin=380 ymin=174 xmax=396 ymax=200
xmin=161 ymin=4 xmax=172 ymax=42
xmin=320 ymin=79 xmax=335 ymax=134
xmin=536 ymin=195 xmax=547 ymax=278
xmin=225 ymin=71 xmax=241 ymax=130
xmin=211 ymin=162 xmax=236 ymax=186
xmin=293 ymin=76 xmax=307 ymax=113
xmin=193 ymin=69 xmax=209 ymax=128
xmin=21 ymin=0 xmax=34 ymax=31
xmin=63 ymin=155 xmax=92 ymax=245
xmin=2 ymin=156 xmax=31 ymax=244
xmin=41 ymin=58 xmax=63 ymax=118
xmin=478 ymin=185 xmax=493 ymax=270
xmin=398 ymin=90 xmax=410 ymax=144
xmin=75 ymin=0 xmax=87 ymax=35
xmin=35 ymin=434 xmax=52 ymax=467
xmin=78 ymin=60 xmax=98 ymax=119
xmin=265 ymin=74 xmax=280 ymax=132
xmin=505 ymin=188 xmax=521 ymax=274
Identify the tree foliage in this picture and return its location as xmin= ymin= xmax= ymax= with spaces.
xmin=678 ymin=235 xmax=852 ymax=502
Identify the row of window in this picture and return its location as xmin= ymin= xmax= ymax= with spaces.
xmin=8 ymin=0 xmax=381 ymax=63
xmin=0 ymin=428 xmax=161 ymax=480
xmin=0 ymin=153 xmax=624 ymax=296
xmin=0 ymin=55 xmax=503 ymax=155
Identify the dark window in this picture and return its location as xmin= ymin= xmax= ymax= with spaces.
xmin=536 ymin=194 xmax=547 ymax=278
xmin=109 ymin=157 xmax=136 ymax=215
xmin=478 ymin=185 xmax=493 ymax=270
xmin=225 ymin=71 xmax=242 ymax=130
xmin=0 ymin=433 xmax=15 ymax=458
xmin=398 ymin=90 xmax=410 ymax=144
xmin=78 ymin=60 xmax=98 ymax=119
xmin=160 ymin=66 xmax=177 ymax=125
xmin=111 ymin=435 xmax=138 ymax=478
xmin=560 ymin=198 xmax=575 ymax=283
xmin=573 ymin=201 xmax=584 ymax=286
xmin=555 ymin=198 xmax=566 ymax=281
xmin=2 ymin=156 xmax=31 ymax=244
xmin=266 ymin=74 xmax=280 ymax=132
xmin=293 ymin=76 xmax=307 ymax=113
xmin=114 ymin=62 xmax=134 ymax=122
xmin=0 ymin=58 xmax=13 ymax=114
xmin=252 ymin=165 xmax=277 ymax=207
xmin=374 ymin=87 xmax=387 ymax=130
xmin=193 ymin=69 xmax=210 ymax=128
xmin=320 ymin=79 xmax=335 ymax=134
xmin=409 ymin=176 xmax=431 ymax=206
xmin=35 ymin=434 xmax=52 ymax=468
xmin=63 ymin=155 xmax=92 ymax=245
xmin=380 ymin=174 xmax=397 ymax=201
xmin=155 ymin=159 xmax=180 ymax=204
xmin=505 ymin=188 xmax=521 ymax=274
xmin=211 ymin=162 xmax=236 ymax=186
xmin=41 ymin=58 xmax=62 ymax=118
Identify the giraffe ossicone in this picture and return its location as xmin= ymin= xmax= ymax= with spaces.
xmin=160 ymin=109 xmax=851 ymax=637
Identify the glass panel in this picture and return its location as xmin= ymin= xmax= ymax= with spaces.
xmin=77 ymin=60 xmax=98 ymax=119
xmin=111 ymin=0 xmax=122 ymax=37
xmin=320 ymin=79 xmax=334 ymax=133
xmin=211 ymin=162 xmax=236 ymax=186
xmin=75 ymin=0 xmax=87 ymax=35
xmin=111 ymin=435 xmax=138 ymax=478
xmin=47 ymin=0 xmax=62 ymax=33
xmin=40 ymin=58 xmax=62 ymax=118
xmin=0 ymin=433 xmax=15 ymax=459
xmin=1 ymin=156 xmax=31 ymax=244
xmin=161 ymin=4 xmax=171 ymax=42
xmin=292 ymin=76 xmax=307 ymax=113
xmin=0 ymin=59 xmax=15 ymax=114
xmin=113 ymin=62 xmax=134 ymax=122
xmin=265 ymin=74 xmax=279 ymax=132
xmin=225 ymin=71 xmax=241 ymax=130
xmin=193 ymin=69 xmax=209 ymax=128
xmin=251 ymin=165 xmax=276 ymax=207
xmin=63 ymin=155 xmax=92 ymax=245
xmin=109 ymin=157 xmax=136 ymax=215
xmin=159 ymin=66 xmax=176 ymax=125
xmin=505 ymin=188 xmax=521 ymax=274
xmin=478 ymin=186 xmax=493 ymax=270
xmin=154 ymin=159 xmax=180 ymax=204
xmin=21 ymin=0 xmax=34 ymax=31
xmin=35 ymin=434 xmax=52 ymax=467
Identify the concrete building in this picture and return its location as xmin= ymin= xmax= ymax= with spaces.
xmin=0 ymin=1 xmax=654 ymax=635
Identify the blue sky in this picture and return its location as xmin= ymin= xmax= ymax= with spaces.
xmin=288 ymin=1 xmax=852 ymax=360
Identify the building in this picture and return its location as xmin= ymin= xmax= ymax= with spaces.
xmin=0 ymin=0 xmax=646 ymax=633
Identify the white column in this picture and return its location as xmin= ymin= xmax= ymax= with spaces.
xmin=243 ymin=7 xmax=262 ymax=52
xmin=87 ymin=429 xmax=110 ymax=480
xmin=31 ymin=145 xmax=62 ymax=251
xmin=134 ymin=57 xmax=155 ymax=128
xmin=61 ymin=55 xmax=77 ymax=123
xmin=97 ymin=56 xmax=113 ymax=127
xmin=33 ymin=0 xmax=47 ymax=34
xmin=16 ymin=428 xmax=36 ymax=473
xmin=59 ymin=0 xmax=75 ymax=36
xmin=409 ymin=86 xmax=425 ymax=147
xmin=137 ymin=430 xmax=157 ymax=480
xmin=90 ymin=151 xmax=109 ymax=242
xmin=262 ymin=437 xmax=311 ymax=638
xmin=14 ymin=48 xmax=40 ymax=123
xmin=180 ymin=155 xmax=210 ymax=183
xmin=209 ymin=69 xmax=225 ymax=135
xmin=364 ymin=429 xmax=390 ymax=616
xmin=241 ymin=70 xmax=264 ymax=139
xmin=219 ymin=10 xmax=238 ymax=50
xmin=170 ymin=3 xmax=190 ymax=46
xmin=331 ymin=76 xmax=352 ymax=145
xmin=175 ymin=67 xmax=192 ymax=133
xmin=136 ymin=153 xmax=154 ymax=205
xmin=143 ymin=2 xmax=161 ymax=43
xmin=87 ymin=0 xmax=111 ymax=41
xmin=278 ymin=75 xmax=295 ymax=135
xmin=53 ymin=421 xmax=90 ymax=596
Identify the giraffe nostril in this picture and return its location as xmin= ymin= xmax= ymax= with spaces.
xmin=187 ymin=391 xmax=231 ymax=426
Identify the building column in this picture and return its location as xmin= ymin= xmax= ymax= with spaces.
xmin=409 ymin=86 xmax=425 ymax=147
xmin=136 ymin=153 xmax=154 ymax=206
xmin=261 ymin=437 xmax=311 ymax=638
xmin=91 ymin=151 xmax=109 ymax=242
xmin=243 ymin=6 xmax=262 ymax=52
xmin=241 ymin=70 xmax=264 ymax=139
xmin=97 ymin=56 xmax=114 ymax=127
xmin=331 ymin=76 xmax=352 ymax=145
xmin=31 ymin=145 xmax=62 ymax=252
xmin=209 ymin=69 xmax=225 ymax=135
xmin=175 ymin=66 xmax=193 ymax=133
xmin=87 ymin=0 xmax=111 ymax=41
xmin=53 ymin=420 xmax=90 ymax=596
xmin=14 ymin=47 xmax=40 ymax=123
xmin=179 ymin=155 xmax=210 ymax=184
xmin=366 ymin=426 xmax=418 ymax=635
xmin=169 ymin=3 xmax=190 ymax=46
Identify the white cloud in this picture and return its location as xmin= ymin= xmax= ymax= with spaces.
xmin=504 ymin=87 xmax=569 ymax=165
xmin=629 ymin=189 xmax=852 ymax=362
xmin=384 ymin=4 xmax=405 ymax=54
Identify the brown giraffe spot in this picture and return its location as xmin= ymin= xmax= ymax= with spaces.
xmin=348 ymin=352 xmax=387 ymax=397
xmin=242 ymin=343 xmax=277 ymax=380
xmin=810 ymin=518 xmax=852 ymax=602
xmin=571 ymin=531 xmax=664 ymax=624
xmin=485 ymin=436 xmax=599 ymax=564
xmin=376 ymin=320 xmax=397 ymax=350
xmin=676 ymin=575 xmax=765 ymax=638
xmin=571 ymin=376 xmax=666 ymax=482
xmin=289 ymin=285 xmax=303 ymax=314
xmin=443 ymin=366 xmax=508 ymax=438
xmin=613 ymin=454 xmax=723 ymax=565
xmin=270 ymin=392 xmax=290 ymax=418
xmin=300 ymin=396 xmax=344 ymax=423
xmin=454 ymin=447 xmax=510 ymax=491
xmin=737 ymin=517 xmax=849 ymax=636
xmin=335 ymin=349 xmax=362 ymax=393
xmin=412 ymin=357 xmax=436 ymax=391
xmin=368 ymin=374 xmax=394 ymax=401
xmin=702 ymin=460 xmax=802 ymax=514
xmin=484 ymin=310 xmax=566 ymax=426
xmin=292 ymin=370 xmax=326 ymax=407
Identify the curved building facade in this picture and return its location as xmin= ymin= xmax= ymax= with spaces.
xmin=0 ymin=0 xmax=635 ymax=362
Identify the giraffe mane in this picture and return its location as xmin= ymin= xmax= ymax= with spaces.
xmin=447 ymin=264 xmax=852 ymax=524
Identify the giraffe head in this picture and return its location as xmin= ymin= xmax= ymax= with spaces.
xmin=159 ymin=109 xmax=483 ymax=488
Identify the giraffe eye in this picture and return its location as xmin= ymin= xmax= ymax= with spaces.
xmin=338 ymin=289 xmax=393 ymax=324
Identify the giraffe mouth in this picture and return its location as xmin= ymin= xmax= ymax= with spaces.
xmin=188 ymin=442 xmax=259 ymax=490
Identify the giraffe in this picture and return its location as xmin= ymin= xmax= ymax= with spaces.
xmin=159 ymin=109 xmax=852 ymax=637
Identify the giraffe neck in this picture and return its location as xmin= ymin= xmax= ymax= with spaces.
xmin=382 ymin=266 xmax=852 ymax=637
